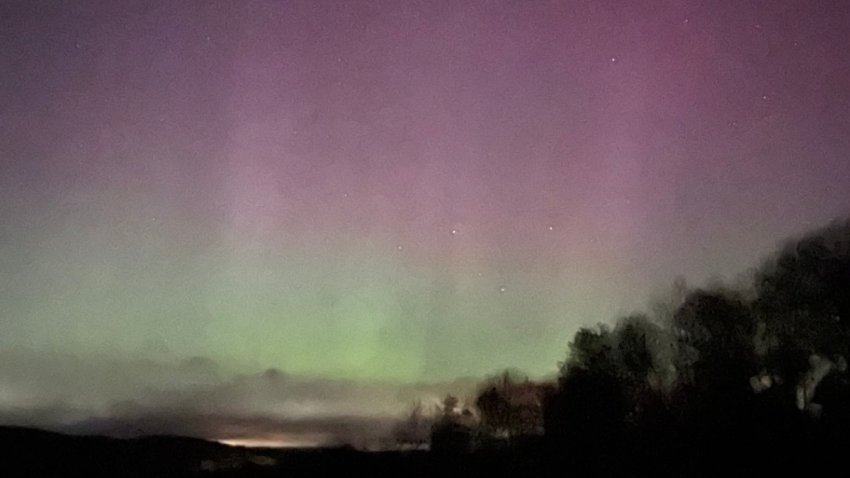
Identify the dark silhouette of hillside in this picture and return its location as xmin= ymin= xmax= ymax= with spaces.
xmin=0 ymin=426 xmax=266 ymax=477
xmin=0 ymin=425 xmax=543 ymax=477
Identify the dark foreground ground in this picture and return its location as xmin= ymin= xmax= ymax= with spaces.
xmin=0 ymin=426 xmax=543 ymax=478
xmin=1 ymin=425 xmax=847 ymax=477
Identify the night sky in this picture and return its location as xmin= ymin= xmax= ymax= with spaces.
xmin=2 ymin=0 xmax=849 ymax=446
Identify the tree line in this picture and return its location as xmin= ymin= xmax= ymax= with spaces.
xmin=398 ymin=218 xmax=850 ymax=476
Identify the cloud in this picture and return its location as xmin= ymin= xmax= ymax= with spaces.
xmin=0 ymin=348 xmax=479 ymax=448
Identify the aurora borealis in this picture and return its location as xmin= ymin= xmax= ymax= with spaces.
xmin=2 ymin=0 xmax=850 ymax=446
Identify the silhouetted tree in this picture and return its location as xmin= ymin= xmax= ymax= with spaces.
xmin=544 ymin=365 xmax=628 ymax=474
xmin=672 ymin=289 xmax=756 ymax=392
xmin=754 ymin=219 xmax=850 ymax=412
xmin=475 ymin=370 xmax=550 ymax=441
xmin=562 ymin=325 xmax=616 ymax=376
xmin=475 ymin=386 xmax=512 ymax=437
xmin=544 ymin=325 xmax=637 ymax=473
xmin=542 ymin=218 xmax=850 ymax=475
xmin=429 ymin=394 xmax=476 ymax=453
xmin=393 ymin=400 xmax=431 ymax=450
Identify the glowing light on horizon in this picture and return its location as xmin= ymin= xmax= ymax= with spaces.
xmin=216 ymin=435 xmax=327 ymax=449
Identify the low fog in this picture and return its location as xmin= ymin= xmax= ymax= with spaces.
xmin=0 ymin=348 xmax=480 ymax=448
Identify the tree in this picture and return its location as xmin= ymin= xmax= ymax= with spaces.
xmin=753 ymin=219 xmax=850 ymax=411
xmin=430 ymin=394 xmax=476 ymax=453
xmin=441 ymin=395 xmax=459 ymax=417
xmin=671 ymin=289 xmax=757 ymax=420
xmin=475 ymin=386 xmax=512 ymax=437
xmin=614 ymin=316 xmax=668 ymax=387
xmin=393 ymin=400 xmax=430 ymax=450
xmin=545 ymin=325 xmax=632 ymax=466
xmin=475 ymin=370 xmax=551 ymax=440
xmin=562 ymin=325 xmax=616 ymax=377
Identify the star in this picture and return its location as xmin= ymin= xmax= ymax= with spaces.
xmin=396 ymin=245 xmax=404 ymax=251
xmin=610 ymin=57 xmax=617 ymax=63
xmin=547 ymin=225 xmax=554 ymax=231
xmin=451 ymin=229 xmax=457 ymax=235
xmin=499 ymin=286 xmax=507 ymax=293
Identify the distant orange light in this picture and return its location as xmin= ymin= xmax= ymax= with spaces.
xmin=216 ymin=436 xmax=322 ymax=448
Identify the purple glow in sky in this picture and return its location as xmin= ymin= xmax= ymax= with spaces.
xmin=1 ymin=0 xmax=849 ymax=445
